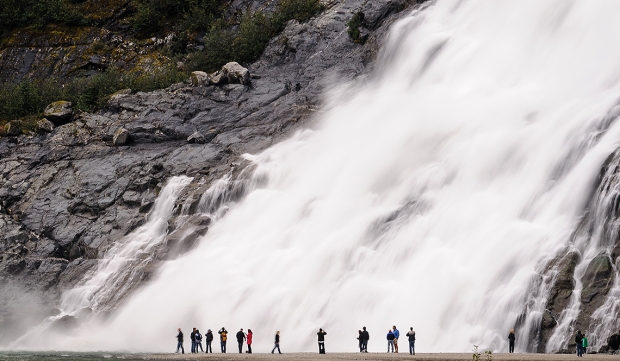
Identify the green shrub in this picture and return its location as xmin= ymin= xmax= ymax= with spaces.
xmin=177 ymin=0 xmax=222 ymax=32
xmin=0 ymin=68 xmax=187 ymax=122
xmin=0 ymin=80 xmax=59 ymax=121
xmin=273 ymin=0 xmax=324 ymax=28
xmin=234 ymin=11 xmax=275 ymax=62
xmin=132 ymin=0 xmax=223 ymax=35
xmin=347 ymin=11 xmax=364 ymax=42
xmin=186 ymin=0 xmax=324 ymax=72
xmin=0 ymin=0 xmax=86 ymax=38
xmin=185 ymin=18 xmax=235 ymax=71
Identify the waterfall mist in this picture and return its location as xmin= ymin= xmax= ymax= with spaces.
xmin=16 ymin=0 xmax=620 ymax=353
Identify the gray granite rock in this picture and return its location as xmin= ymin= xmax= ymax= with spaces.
xmin=37 ymin=119 xmax=55 ymax=133
xmin=43 ymin=101 xmax=73 ymax=125
xmin=112 ymin=128 xmax=129 ymax=146
xmin=190 ymin=71 xmax=210 ymax=87
xmin=222 ymin=62 xmax=250 ymax=85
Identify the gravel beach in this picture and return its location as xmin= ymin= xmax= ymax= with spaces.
xmin=145 ymin=353 xmax=615 ymax=361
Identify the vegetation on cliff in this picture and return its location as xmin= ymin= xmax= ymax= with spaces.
xmin=0 ymin=0 xmax=86 ymax=39
xmin=186 ymin=3 xmax=315 ymax=71
xmin=0 ymin=68 xmax=186 ymax=131
xmin=0 ymin=0 xmax=325 ymax=129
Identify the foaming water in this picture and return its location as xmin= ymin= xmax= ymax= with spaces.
xmin=7 ymin=176 xmax=193 ymax=350
xmin=59 ymin=176 xmax=193 ymax=315
xmin=21 ymin=0 xmax=620 ymax=353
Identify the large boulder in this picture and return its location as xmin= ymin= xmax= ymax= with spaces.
xmin=37 ymin=119 xmax=55 ymax=133
xmin=608 ymin=332 xmax=620 ymax=351
xmin=222 ymin=62 xmax=250 ymax=85
xmin=51 ymin=315 xmax=78 ymax=331
xmin=190 ymin=71 xmax=210 ymax=87
xmin=43 ymin=101 xmax=73 ymax=125
xmin=3 ymin=122 xmax=20 ymax=136
xmin=112 ymin=128 xmax=129 ymax=146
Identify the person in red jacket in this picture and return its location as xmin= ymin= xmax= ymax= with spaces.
xmin=246 ymin=329 xmax=253 ymax=354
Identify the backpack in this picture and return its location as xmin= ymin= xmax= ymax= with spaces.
xmin=582 ymin=337 xmax=588 ymax=348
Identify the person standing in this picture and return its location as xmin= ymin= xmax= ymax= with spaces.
xmin=406 ymin=327 xmax=416 ymax=355
xmin=575 ymin=330 xmax=584 ymax=357
xmin=190 ymin=328 xmax=197 ymax=353
xmin=392 ymin=326 xmax=400 ymax=353
xmin=361 ymin=326 xmax=369 ymax=353
xmin=387 ymin=329 xmax=395 ymax=353
xmin=357 ymin=330 xmax=363 ymax=352
xmin=582 ymin=333 xmax=589 ymax=355
xmin=271 ymin=331 xmax=282 ymax=354
xmin=236 ymin=328 xmax=246 ymax=353
xmin=176 ymin=328 xmax=184 ymax=354
xmin=205 ymin=329 xmax=213 ymax=353
xmin=195 ymin=329 xmax=204 ymax=352
xmin=219 ymin=327 xmax=228 ymax=353
xmin=247 ymin=329 xmax=253 ymax=354
xmin=508 ymin=329 xmax=515 ymax=353
xmin=317 ymin=328 xmax=327 ymax=354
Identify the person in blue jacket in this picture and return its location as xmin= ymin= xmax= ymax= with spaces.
xmin=387 ymin=329 xmax=395 ymax=352
xmin=392 ymin=326 xmax=400 ymax=353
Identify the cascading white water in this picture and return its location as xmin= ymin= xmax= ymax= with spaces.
xmin=23 ymin=0 xmax=620 ymax=353
xmin=60 ymin=176 xmax=193 ymax=315
xmin=7 ymin=176 xmax=192 ymax=350
xmin=549 ymin=147 xmax=620 ymax=351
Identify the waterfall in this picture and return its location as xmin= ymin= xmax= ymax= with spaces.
xmin=21 ymin=0 xmax=620 ymax=352
xmin=7 ymin=176 xmax=192 ymax=349
xmin=548 ymin=147 xmax=620 ymax=351
xmin=58 ymin=176 xmax=193 ymax=315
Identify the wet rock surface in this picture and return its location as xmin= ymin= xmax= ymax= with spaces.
xmin=0 ymin=0 xmax=425 ymax=341
xmin=537 ymin=251 xmax=580 ymax=353
xmin=523 ymin=148 xmax=620 ymax=352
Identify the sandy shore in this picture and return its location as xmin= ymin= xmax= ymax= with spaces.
xmin=143 ymin=353 xmax=615 ymax=361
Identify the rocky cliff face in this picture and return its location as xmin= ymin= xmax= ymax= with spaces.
xmin=517 ymin=142 xmax=620 ymax=353
xmin=0 ymin=0 xmax=424 ymax=345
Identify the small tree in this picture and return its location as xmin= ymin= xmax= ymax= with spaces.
xmin=472 ymin=345 xmax=481 ymax=361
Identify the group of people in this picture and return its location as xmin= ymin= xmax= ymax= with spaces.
xmin=575 ymin=330 xmax=589 ymax=357
xmin=175 ymin=327 xmax=253 ymax=354
xmin=175 ymin=326 xmax=416 ymax=355
xmin=507 ymin=329 xmax=589 ymax=356
xmin=385 ymin=326 xmax=417 ymax=355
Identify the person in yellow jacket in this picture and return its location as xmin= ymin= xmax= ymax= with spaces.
xmin=218 ymin=327 xmax=228 ymax=353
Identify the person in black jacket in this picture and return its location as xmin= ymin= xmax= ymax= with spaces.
xmin=575 ymin=331 xmax=584 ymax=357
xmin=357 ymin=330 xmax=363 ymax=352
xmin=176 ymin=328 xmax=184 ymax=354
xmin=508 ymin=329 xmax=515 ymax=353
xmin=205 ymin=329 xmax=213 ymax=353
xmin=361 ymin=327 xmax=369 ymax=353
xmin=406 ymin=327 xmax=416 ymax=355
xmin=317 ymin=328 xmax=327 ymax=354
xmin=271 ymin=331 xmax=282 ymax=354
xmin=236 ymin=329 xmax=246 ymax=353
xmin=190 ymin=328 xmax=197 ymax=353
